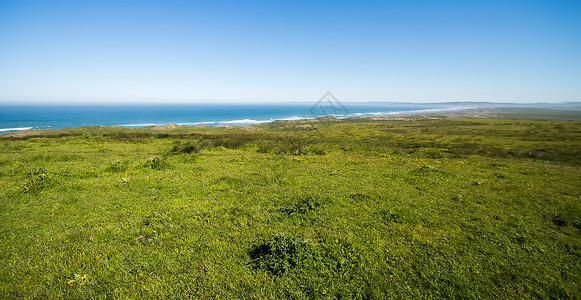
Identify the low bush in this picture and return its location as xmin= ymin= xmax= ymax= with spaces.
xmin=172 ymin=141 xmax=202 ymax=154
xmin=294 ymin=195 xmax=321 ymax=213
xmin=248 ymin=233 xmax=311 ymax=275
xmin=144 ymin=156 xmax=167 ymax=169
xmin=281 ymin=195 xmax=322 ymax=214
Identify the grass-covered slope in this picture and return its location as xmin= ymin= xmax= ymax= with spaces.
xmin=1 ymin=118 xmax=580 ymax=298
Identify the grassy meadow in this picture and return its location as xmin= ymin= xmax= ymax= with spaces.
xmin=1 ymin=116 xmax=580 ymax=298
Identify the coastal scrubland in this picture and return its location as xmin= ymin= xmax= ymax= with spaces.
xmin=1 ymin=115 xmax=580 ymax=298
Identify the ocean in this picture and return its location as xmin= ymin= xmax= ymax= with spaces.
xmin=0 ymin=102 xmax=463 ymax=132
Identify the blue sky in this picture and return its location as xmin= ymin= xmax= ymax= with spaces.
xmin=0 ymin=0 xmax=580 ymax=103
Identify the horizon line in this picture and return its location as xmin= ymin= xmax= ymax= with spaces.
xmin=1 ymin=100 xmax=579 ymax=106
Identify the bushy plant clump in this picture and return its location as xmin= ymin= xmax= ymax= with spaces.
xmin=144 ymin=156 xmax=167 ymax=169
xmin=248 ymin=233 xmax=311 ymax=275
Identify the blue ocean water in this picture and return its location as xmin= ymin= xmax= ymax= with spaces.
xmin=0 ymin=102 xmax=463 ymax=132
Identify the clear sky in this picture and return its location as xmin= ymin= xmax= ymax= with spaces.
xmin=0 ymin=0 xmax=580 ymax=103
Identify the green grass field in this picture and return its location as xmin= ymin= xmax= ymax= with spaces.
xmin=1 ymin=117 xmax=580 ymax=298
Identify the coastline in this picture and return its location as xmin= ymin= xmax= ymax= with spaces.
xmin=0 ymin=103 xmax=458 ymax=133
xmin=0 ymin=105 xmax=465 ymax=134
xmin=2 ymin=107 xmax=581 ymax=139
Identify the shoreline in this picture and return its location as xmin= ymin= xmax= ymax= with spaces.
xmin=2 ymin=101 xmax=580 ymax=134
xmin=0 ymin=106 xmax=467 ymax=134
xmin=2 ymin=107 xmax=581 ymax=138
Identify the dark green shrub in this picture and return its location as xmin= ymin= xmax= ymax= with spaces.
xmin=282 ymin=195 xmax=321 ymax=214
xmin=294 ymin=195 xmax=321 ymax=213
xmin=212 ymin=135 xmax=253 ymax=149
xmin=172 ymin=141 xmax=201 ymax=154
xmin=144 ymin=156 xmax=167 ymax=169
xmin=107 ymin=160 xmax=128 ymax=172
xmin=172 ymin=139 xmax=216 ymax=153
xmin=248 ymin=233 xmax=311 ymax=275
